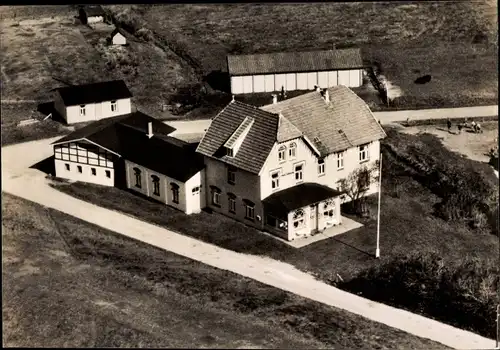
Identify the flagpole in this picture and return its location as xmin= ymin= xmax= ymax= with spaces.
xmin=376 ymin=153 xmax=382 ymax=258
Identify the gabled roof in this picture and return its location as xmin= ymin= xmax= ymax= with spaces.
xmin=110 ymin=27 xmax=128 ymax=39
xmin=83 ymin=5 xmax=106 ymax=17
xmin=227 ymin=48 xmax=364 ymax=76
xmin=277 ymin=114 xmax=302 ymax=143
xmin=51 ymin=112 xmax=204 ymax=182
xmin=261 ymin=86 xmax=386 ymax=155
xmin=196 ymin=100 xmax=279 ymax=174
xmin=56 ymin=80 xmax=133 ymax=106
xmin=263 ymin=183 xmax=343 ymax=217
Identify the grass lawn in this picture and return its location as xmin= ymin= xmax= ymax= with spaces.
xmin=49 ymin=126 xmax=499 ymax=338
xmin=0 ymin=103 xmax=71 ymax=147
xmin=114 ymin=2 xmax=498 ymax=111
xmin=2 ymin=193 xmax=448 ymax=349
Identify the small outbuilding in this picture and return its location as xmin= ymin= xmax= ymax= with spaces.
xmin=110 ymin=27 xmax=128 ymax=46
xmin=79 ymin=5 xmax=106 ymax=25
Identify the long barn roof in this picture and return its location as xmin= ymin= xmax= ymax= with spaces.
xmin=227 ymin=48 xmax=364 ymax=76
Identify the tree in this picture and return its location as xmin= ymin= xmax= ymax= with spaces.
xmin=337 ymin=161 xmax=379 ymax=215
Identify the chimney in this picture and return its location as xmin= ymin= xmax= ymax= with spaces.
xmin=315 ymin=85 xmax=320 ymax=92
xmin=272 ymin=94 xmax=277 ymax=104
xmin=147 ymin=121 xmax=153 ymax=138
xmin=324 ymin=89 xmax=330 ymax=103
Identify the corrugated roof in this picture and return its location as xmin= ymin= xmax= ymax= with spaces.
xmin=196 ymin=101 xmax=279 ymax=174
xmin=227 ymin=48 xmax=364 ymax=76
xmin=51 ymin=112 xmax=204 ymax=182
xmin=261 ymin=86 xmax=386 ymax=155
xmin=263 ymin=183 xmax=343 ymax=217
xmin=57 ymin=80 xmax=133 ymax=106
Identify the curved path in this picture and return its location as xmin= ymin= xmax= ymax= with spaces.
xmin=1 ymin=137 xmax=496 ymax=350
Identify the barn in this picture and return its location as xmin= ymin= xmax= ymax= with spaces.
xmin=79 ymin=5 xmax=106 ymax=25
xmin=227 ymin=48 xmax=365 ymax=95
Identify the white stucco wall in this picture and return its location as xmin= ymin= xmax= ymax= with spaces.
xmin=54 ymin=159 xmax=115 ymax=186
xmin=230 ymin=68 xmax=363 ymax=94
xmin=64 ymin=98 xmax=132 ymax=124
xmin=204 ymin=157 xmax=264 ymax=229
xmin=125 ymin=160 xmax=203 ymax=214
xmin=184 ymin=169 xmax=206 ymax=215
xmin=87 ymin=16 xmax=104 ymax=24
xmin=260 ymin=138 xmax=381 ymax=201
xmin=112 ymin=33 xmax=127 ymax=45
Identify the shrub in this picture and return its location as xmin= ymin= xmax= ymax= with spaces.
xmin=136 ymin=27 xmax=154 ymax=42
xmin=382 ymin=130 xmax=497 ymax=232
xmin=340 ymin=251 xmax=499 ymax=338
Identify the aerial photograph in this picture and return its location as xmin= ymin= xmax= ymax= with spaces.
xmin=1 ymin=2 xmax=498 ymax=349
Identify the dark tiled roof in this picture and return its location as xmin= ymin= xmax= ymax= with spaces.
xmin=262 ymin=86 xmax=386 ymax=155
xmin=51 ymin=112 xmax=204 ymax=182
xmin=52 ymin=112 xmax=175 ymax=147
xmin=263 ymin=183 xmax=343 ymax=217
xmin=111 ymin=27 xmax=128 ymax=39
xmin=227 ymin=48 xmax=364 ymax=76
xmin=57 ymin=80 xmax=133 ymax=106
xmin=196 ymin=101 xmax=279 ymax=174
xmin=83 ymin=5 xmax=106 ymax=17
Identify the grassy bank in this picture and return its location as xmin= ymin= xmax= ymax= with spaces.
xmin=2 ymin=193 xmax=447 ymax=349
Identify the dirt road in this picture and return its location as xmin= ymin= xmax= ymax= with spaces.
xmin=1 ymin=138 xmax=496 ymax=350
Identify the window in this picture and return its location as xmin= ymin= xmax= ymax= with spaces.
xmin=105 ymin=170 xmax=111 ymax=178
xmin=151 ymin=175 xmax=160 ymax=196
xmin=211 ymin=187 xmax=221 ymax=207
xmin=323 ymin=199 xmax=336 ymax=218
xmin=271 ymin=170 xmax=280 ymax=190
xmin=80 ymin=105 xmax=86 ymax=116
xmin=289 ymin=142 xmax=297 ymax=159
xmin=359 ymin=144 xmax=370 ymax=162
xmin=171 ymin=183 xmax=179 ymax=204
xmin=91 ymin=168 xmax=97 ymax=176
xmin=293 ymin=209 xmax=305 ymax=229
xmin=228 ymin=193 xmax=236 ymax=214
xmin=77 ymin=165 xmax=82 ymax=173
xmin=111 ymin=100 xmax=117 ymax=112
xmin=278 ymin=145 xmax=286 ymax=162
xmin=133 ymin=167 xmax=141 ymax=188
xmin=65 ymin=163 xmax=70 ymax=171
xmin=318 ymin=158 xmax=325 ymax=175
xmin=227 ymin=166 xmax=236 ymax=185
xmin=337 ymin=151 xmax=344 ymax=170
xmin=226 ymin=147 xmax=234 ymax=157
xmin=294 ymin=163 xmax=303 ymax=182
xmin=192 ymin=186 xmax=200 ymax=195
xmin=244 ymin=202 xmax=255 ymax=220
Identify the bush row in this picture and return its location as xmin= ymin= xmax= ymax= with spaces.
xmin=340 ymin=251 xmax=499 ymax=339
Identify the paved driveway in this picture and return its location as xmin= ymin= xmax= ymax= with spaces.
xmin=1 ymin=138 xmax=495 ymax=350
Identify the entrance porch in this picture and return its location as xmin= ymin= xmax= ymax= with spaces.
xmin=263 ymin=183 xmax=344 ymax=241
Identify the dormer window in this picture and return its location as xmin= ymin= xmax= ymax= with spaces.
xmin=80 ymin=105 xmax=86 ymax=116
xmin=223 ymin=116 xmax=254 ymax=158
xmin=111 ymin=100 xmax=117 ymax=112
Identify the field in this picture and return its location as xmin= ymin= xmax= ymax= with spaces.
xmin=0 ymin=6 xmax=197 ymax=122
xmin=49 ymin=126 xmax=499 ymax=338
xmin=1 ymin=3 xmax=497 ymax=143
xmin=2 ymin=193 xmax=447 ymax=349
xmin=124 ymin=2 xmax=497 ymax=111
